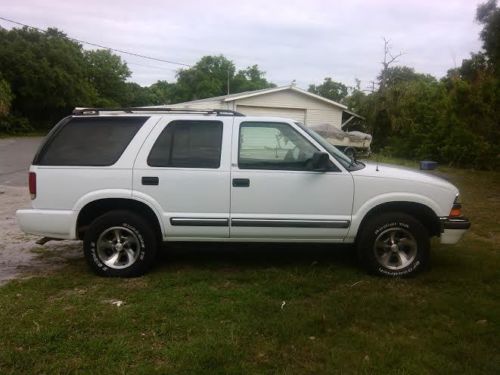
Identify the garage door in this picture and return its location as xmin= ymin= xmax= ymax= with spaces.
xmin=236 ymin=105 xmax=306 ymax=123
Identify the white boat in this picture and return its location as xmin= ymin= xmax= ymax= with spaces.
xmin=309 ymin=123 xmax=372 ymax=158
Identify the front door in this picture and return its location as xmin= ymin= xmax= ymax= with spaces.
xmin=230 ymin=120 xmax=353 ymax=240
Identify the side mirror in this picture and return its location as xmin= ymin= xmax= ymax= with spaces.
xmin=311 ymin=152 xmax=330 ymax=172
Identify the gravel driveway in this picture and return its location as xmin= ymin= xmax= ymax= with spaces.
xmin=0 ymin=137 xmax=81 ymax=285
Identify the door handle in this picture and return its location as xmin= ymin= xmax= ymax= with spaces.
xmin=232 ymin=178 xmax=250 ymax=187
xmin=142 ymin=176 xmax=159 ymax=186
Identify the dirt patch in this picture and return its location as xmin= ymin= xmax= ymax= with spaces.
xmin=0 ymin=185 xmax=82 ymax=285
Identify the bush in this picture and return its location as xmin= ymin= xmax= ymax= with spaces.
xmin=0 ymin=114 xmax=33 ymax=134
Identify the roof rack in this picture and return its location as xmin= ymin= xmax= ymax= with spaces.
xmin=72 ymin=107 xmax=245 ymax=117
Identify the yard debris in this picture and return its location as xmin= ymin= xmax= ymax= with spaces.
xmin=476 ymin=319 xmax=488 ymax=325
xmin=103 ymin=299 xmax=125 ymax=307
xmin=350 ymin=280 xmax=363 ymax=287
xmin=364 ymin=355 xmax=370 ymax=362
xmin=281 ymin=300 xmax=286 ymax=310
xmin=309 ymin=336 xmax=316 ymax=340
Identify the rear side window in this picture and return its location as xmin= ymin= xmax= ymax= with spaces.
xmin=35 ymin=117 xmax=148 ymax=166
xmin=148 ymin=120 xmax=223 ymax=168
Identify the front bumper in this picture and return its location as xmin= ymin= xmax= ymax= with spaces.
xmin=440 ymin=217 xmax=471 ymax=244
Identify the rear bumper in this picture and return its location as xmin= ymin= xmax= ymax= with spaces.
xmin=16 ymin=209 xmax=76 ymax=240
xmin=440 ymin=217 xmax=471 ymax=244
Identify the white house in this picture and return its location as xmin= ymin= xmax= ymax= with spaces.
xmin=163 ymin=85 xmax=362 ymax=129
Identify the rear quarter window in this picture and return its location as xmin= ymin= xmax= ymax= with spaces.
xmin=35 ymin=116 xmax=149 ymax=166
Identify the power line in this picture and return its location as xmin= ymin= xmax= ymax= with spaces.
xmin=127 ymin=61 xmax=178 ymax=73
xmin=0 ymin=16 xmax=191 ymax=68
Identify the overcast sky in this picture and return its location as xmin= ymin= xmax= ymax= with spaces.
xmin=1 ymin=0 xmax=484 ymax=90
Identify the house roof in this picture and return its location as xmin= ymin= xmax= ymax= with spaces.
xmin=171 ymin=85 xmax=350 ymax=110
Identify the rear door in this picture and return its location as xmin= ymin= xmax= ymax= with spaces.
xmin=229 ymin=119 xmax=354 ymax=240
xmin=133 ymin=116 xmax=232 ymax=239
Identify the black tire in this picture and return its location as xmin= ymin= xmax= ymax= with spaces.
xmin=83 ymin=210 xmax=158 ymax=277
xmin=356 ymin=212 xmax=430 ymax=277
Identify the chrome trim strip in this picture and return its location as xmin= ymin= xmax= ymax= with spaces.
xmin=170 ymin=218 xmax=229 ymax=227
xmin=230 ymin=218 xmax=350 ymax=228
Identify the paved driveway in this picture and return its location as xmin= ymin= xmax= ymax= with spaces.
xmin=0 ymin=137 xmax=43 ymax=186
xmin=0 ymin=136 xmax=81 ymax=285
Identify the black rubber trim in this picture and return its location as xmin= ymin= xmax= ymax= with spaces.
xmin=170 ymin=218 xmax=229 ymax=227
xmin=230 ymin=219 xmax=350 ymax=228
xmin=442 ymin=217 xmax=471 ymax=230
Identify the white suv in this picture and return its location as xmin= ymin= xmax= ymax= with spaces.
xmin=16 ymin=108 xmax=470 ymax=277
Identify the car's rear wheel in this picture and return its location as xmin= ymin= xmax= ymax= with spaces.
xmin=357 ymin=212 xmax=430 ymax=277
xmin=83 ymin=210 xmax=157 ymax=277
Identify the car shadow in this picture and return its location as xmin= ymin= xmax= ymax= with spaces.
xmin=156 ymin=242 xmax=359 ymax=272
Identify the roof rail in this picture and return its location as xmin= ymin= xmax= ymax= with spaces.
xmin=72 ymin=107 xmax=245 ymax=117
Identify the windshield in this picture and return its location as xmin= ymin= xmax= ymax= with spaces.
xmin=295 ymin=122 xmax=364 ymax=171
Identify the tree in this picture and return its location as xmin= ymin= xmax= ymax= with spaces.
xmin=0 ymin=27 xmax=96 ymax=127
xmin=121 ymin=82 xmax=155 ymax=107
xmin=173 ymin=55 xmax=236 ymax=102
xmin=232 ymin=65 xmax=275 ymax=93
xmin=378 ymin=38 xmax=404 ymax=91
xmin=172 ymin=55 xmax=275 ymax=103
xmin=0 ymin=78 xmax=12 ymax=116
xmin=308 ymin=77 xmax=348 ymax=102
xmin=0 ymin=76 xmax=32 ymax=133
xmin=382 ymin=66 xmax=435 ymax=87
xmin=84 ymin=49 xmax=131 ymax=106
xmin=476 ymin=0 xmax=500 ymax=71
xmin=147 ymin=80 xmax=175 ymax=105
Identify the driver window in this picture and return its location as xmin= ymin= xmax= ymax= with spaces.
xmin=238 ymin=122 xmax=318 ymax=170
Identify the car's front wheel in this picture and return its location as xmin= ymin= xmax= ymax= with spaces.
xmin=357 ymin=212 xmax=430 ymax=277
xmin=83 ymin=210 xmax=157 ymax=277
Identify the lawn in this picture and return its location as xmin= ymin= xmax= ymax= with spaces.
xmin=0 ymin=159 xmax=499 ymax=374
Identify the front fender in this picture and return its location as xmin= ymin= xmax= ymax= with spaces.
xmin=346 ymin=193 xmax=442 ymax=241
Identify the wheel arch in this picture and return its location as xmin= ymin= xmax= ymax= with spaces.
xmin=354 ymin=201 xmax=441 ymax=242
xmin=76 ymin=198 xmax=164 ymax=241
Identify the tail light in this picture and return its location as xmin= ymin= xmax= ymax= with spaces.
xmin=29 ymin=172 xmax=36 ymax=200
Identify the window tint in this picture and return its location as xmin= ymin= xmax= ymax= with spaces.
xmin=36 ymin=117 xmax=148 ymax=166
xmin=238 ymin=122 xmax=319 ymax=170
xmin=148 ymin=120 xmax=223 ymax=168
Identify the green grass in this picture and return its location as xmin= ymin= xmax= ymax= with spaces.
xmin=1 ymin=160 xmax=499 ymax=374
